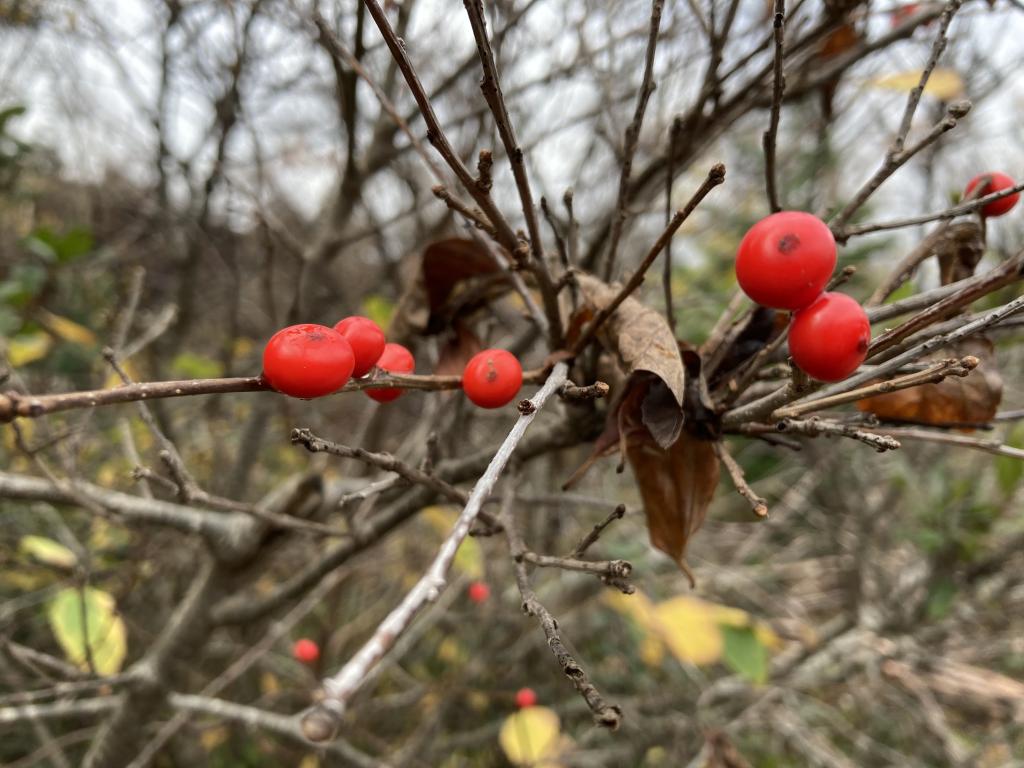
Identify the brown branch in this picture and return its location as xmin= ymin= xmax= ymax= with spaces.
xmin=664 ymin=116 xmax=683 ymax=330
xmin=569 ymin=503 xmax=627 ymax=558
xmin=572 ymin=163 xmax=725 ymax=356
xmin=864 ymin=427 xmax=1024 ymax=460
xmin=762 ymin=0 xmax=786 ymax=213
xmin=602 ymin=0 xmax=666 ymax=281
xmin=714 ymin=441 xmax=768 ymax=518
xmin=501 ymin=488 xmax=622 ymax=728
xmin=299 ymin=364 xmax=569 ymax=742
xmin=0 ymin=368 xmax=548 ymax=423
xmin=461 ymin=0 xmax=563 ymax=346
xmin=828 ymin=0 xmax=964 ymax=232
xmin=732 ymin=418 xmax=901 ymax=452
xmin=834 ymin=181 xmax=1024 ymax=240
xmin=868 ymin=250 xmax=1024 ymax=357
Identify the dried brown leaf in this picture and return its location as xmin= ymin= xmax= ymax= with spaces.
xmin=857 ymin=338 xmax=1003 ymax=427
xmin=576 ymin=273 xmax=686 ymax=406
xmin=434 ymin=321 xmax=483 ymax=377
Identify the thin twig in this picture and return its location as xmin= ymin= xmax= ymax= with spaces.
xmin=732 ymin=418 xmax=901 ymax=452
xmin=664 ymin=117 xmax=682 ymax=330
xmin=299 ymin=363 xmax=569 ymax=742
xmin=500 ymin=486 xmax=622 ymax=728
xmin=461 ymin=0 xmax=563 ymax=346
xmin=829 ymin=0 xmax=964 ymax=231
xmin=570 ymin=503 xmax=627 ymax=558
xmin=773 ymin=356 xmax=977 ymax=419
xmin=762 ymin=0 xmax=786 ymax=213
xmin=714 ymin=441 xmax=769 ymax=518
xmin=834 ymin=181 xmax=1024 ymax=240
xmin=602 ymin=0 xmax=666 ymax=281
xmin=866 ymin=427 xmax=1024 ymax=460
xmin=573 ymin=163 xmax=725 ymax=355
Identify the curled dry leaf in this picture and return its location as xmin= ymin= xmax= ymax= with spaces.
xmin=857 ymin=338 xmax=1003 ymax=427
xmin=575 ymin=273 xmax=686 ymax=407
xmin=434 ymin=321 xmax=483 ymax=377
xmin=390 ymin=237 xmax=508 ymax=338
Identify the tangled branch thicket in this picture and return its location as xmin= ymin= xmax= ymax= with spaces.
xmin=1 ymin=0 xmax=1024 ymax=765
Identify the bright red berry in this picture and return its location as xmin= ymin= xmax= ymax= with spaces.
xmin=964 ymin=172 xmax=1019 ymax=217
xmin=467 ymin=581 xmax=490 ymax=604
xmin=262 ymin=324 xmax=354 ymax=399
xmin=735 ymin=211 xmax=837 ymax=311
xmin=366 ymin=342 xmax=415 ymax=403
xmin=292 ymin=638 xmax=320 ymax=664
xmin=462 ymin=349 xmax=523 ymax=409
xmin=788 ymin=292 xmax=871 ymax=382
xmin=515 ymin=687 xmax=537 ymax=709
xmin=334 ymin=316 xmax=386 ymax=377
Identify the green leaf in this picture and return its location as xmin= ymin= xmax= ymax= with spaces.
xmin=926 ymin=579 xmax=957 ymax=621
xmin=721 ymin=625 xmax=768 ymax=685
xmin=19 ymin=536 xmax=77 ymax=569
xmin=170 ymin=352 xmax=223 ymax=379
xmin=47 ymin=587 xmax=127 ymax=675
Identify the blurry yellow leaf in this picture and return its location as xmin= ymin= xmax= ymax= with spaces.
xmin=233 ymin=337 xmax=255 ymax=358
xmin=48 ymin=587 xmax=127 ymax=675
xmin=260 ymin=671 xmax=280 ymax=696
xmin=654 ymin=596 xmax=723 ymax=666
xmin=298 ymin=756 xmax=319 ymax=768
xmin=468 ymin=690 xmax=489 ymax=711
xmin=871 ymin=68 xmax=964 ymax=100
xmin=437 ymin=636 xmax=468 ymax=665
xmin=0 ymin=569 xmax=52 ymax=591
xmin=422 ymin=506 xmax=483 ymax=579
xmin=19 ymin=535 xmax=77 ymax=569
xmin=39 ymin=309 xmax=96 ymax=346
xmin=201 ymin=725 xmax=229 ymax=752
xmin=7 ymin=332 xmax=52 ymax=367
xmin=754 ymin=623 xmax=782 ymax=651
xmin=499 ymin=706 xmax=564 ymax=766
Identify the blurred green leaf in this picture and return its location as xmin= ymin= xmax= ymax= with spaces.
xmin=926 ymin=578 xmax=957 ymax=621
xmin=170 ymin=352 xmax=224 ymax=379
xmin=721 ymin=625 xmax=768 ymax=685
xmin=996 ymin=423 xmax=1024 ymax=496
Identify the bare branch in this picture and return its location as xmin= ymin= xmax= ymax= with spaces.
xmin=762 ymin=0 xmax=786 ymax=213
xmin=299 ymin=363 xmax=569 ymax=742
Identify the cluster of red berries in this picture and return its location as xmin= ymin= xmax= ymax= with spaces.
xmin=735 ymin=211 xmax=870 ymax=382
xmin=262 ymin=318 xmax=524 ymax=408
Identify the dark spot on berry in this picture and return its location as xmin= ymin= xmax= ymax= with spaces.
xmin=485 ymin=360 xmax=498 ymax=382
xmin=857 ymin=338 xmax=869 ymax=353
xmin=307 ymin=331 xmax=325 ymax=342
xmin=778 ymin=234 xmax=800 ymax=253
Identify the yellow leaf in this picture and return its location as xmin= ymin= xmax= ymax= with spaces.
xmin=871 ymin=68 xmax=964 ymax=100
xmin=653 ymin=596 xmax=724 ymax=666
xmin=39 ymin=309 xmax=96 ymax=346
xmin=201 ymin=725 xmax=229 ymax=752
xmin=260 ymin=671 xmax=280 ymax=696
xmin=19 ymin=535 xmax=77 ymax=569
xmin=298 ymin=756 xmax=319 ymax=768
xmin=436 ymin=636 xmax=468 ymax=665
xmin=47 ymin=587 xmax=127 ymax=675
xmin=7 ymin=332 xmax=52 ymax=367
xmin=499 ymin=706 xmax=563 ymax=766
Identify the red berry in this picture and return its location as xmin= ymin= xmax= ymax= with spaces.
xmin=735 ymin=211 xmax=837 ymax=311
xmin=467 ymin=581 xmax=490 ymax=603
xmin=964 ymin=172 xmax=1020 ymax=217
xmin=789 ymin=292 xmax=871 ymax=382
xmin=515 ymin=687 xmax=537 ymax=709
xmin=366 ymin=343 xmax=415 ymax=403
xmin=334 ymin=316 xmax=386 ymax=377
xmin=262 ymin=324 xmax=354 ymax=399
xmin=292 ymin=638 xmax=320 ymax=664
xmin=462 ymin=349 xmax=523 ymax=409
